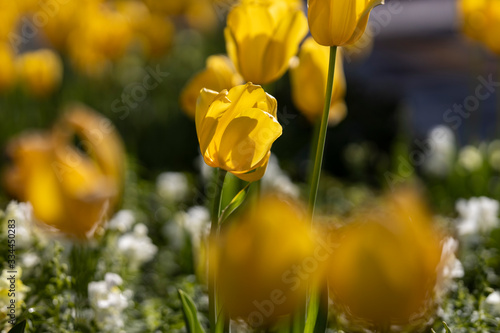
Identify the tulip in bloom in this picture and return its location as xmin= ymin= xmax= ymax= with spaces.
xmin=16 ymin=49 xmax=63 ymax=97
xmin=290 ymin=37 xmax=347 ymax=125
xmin=3 ymin=105 xmax=125 ymax=239
xmin=327 ymin=189 xmax=443 ymax=329
xmin=196 ymin=83 xmax=282 ymax=182
xmin=215 ymin=194 xmax=316 ymax=327
xmin=459 ymin=0 xmax=500 ymax=54
xmin=308 ymin=0 xmax=384 ymax=46
xmin=225 ymin=0 xmax=308 ymax=84
xmin=181 ymin=55 xmax=243 ymax=118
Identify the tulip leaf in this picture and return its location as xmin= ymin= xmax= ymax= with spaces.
xmin=443 ymin=322 xmax=452 ymax=333
xmin=8 ymin=320 xmax=26 ymax=333
xmin=219 ymin=183 xmax=250 ymax=225
xmin=178 ymin=289 xmax=205 ymax=333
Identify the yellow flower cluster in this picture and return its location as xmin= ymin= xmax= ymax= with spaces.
xmin=3 ymin=105 xmax=125 ymax=239
xmin=212 ymin=189 xmax=445 ymax=329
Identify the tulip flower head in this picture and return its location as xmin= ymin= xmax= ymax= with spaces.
xmin=3 ymin=105 xmax=125 ymax=239
xmin=16 ymin=49 xmax=63 ymax=97
xmin=308 ymin=0 xmax=384 ymax=46
xmin=327 ymin=189 xmax=443 ymax=329
xmin=196 ymin=83 xmax=282 ymax=182
xmin=181 ymin=55 xmax=243 ymax=118
xmin=225 ymin=0 xmax=308 ymax=84
xmin=290 ymin=37 xmax=347 ymax=124
xmin=215 ymin=194 xmax=316 ymax=328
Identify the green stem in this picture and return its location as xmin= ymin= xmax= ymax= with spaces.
xmin=209 ymin=168 xmax=227 ymax=333
xmin=308 ymin=46 xmax=337 ymax=218
xmin=305 ymin=46 xmax=337 ymax=333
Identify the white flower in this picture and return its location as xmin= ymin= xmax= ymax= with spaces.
xmin=22 ymin=252 xmax=40 ymax=269
xmin=456 ymin=197 xmax=499 ymax=235
xmin=108 ymin=210 xmax=135 ymax=233
xmin=262 ymin=154 xmax=300 ymax=198
xmin=196 ymin=154 xmax=214 ymax=184
xmin=4 ymin=201 xmax=38 ymax=249
xmin=423 ymin=125 xmax=455 ymax=177
xmin=0 ymin=268 xmax=30 ymax=327
xmin=458 ymin=145 xmax=483 ymax=172
xmin=117 ymin=224 xmax=158 ymax=269
xmin=163 ymin=206 xmax=210 ymax=251
xmin=485 ymin=291 xmax=500 ymax=316
xmin=156 ymin=172 xmax=189 ymax=202
xmin=88 ymin=273 xmax=129 ymax=332
xmin=435 ymin=237 xmax=464 ymax=301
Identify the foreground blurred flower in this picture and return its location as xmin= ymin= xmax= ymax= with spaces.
xmin=16 ymin=49 xmax=63 ymax=97
xmin=290 ymin=37 xmax=346 ymax=125
xmin=0 ymin=43 xmax=16 ymax=93
xmin=308 ymin=0 xmax=384 ymax=46
xmin=181 ymin=55 xmax=243 ymax=118
xmin=225 ymin=0 xmax=308 ymax=84
xmin=3 ymin=105 xmax=125 ymax=239
xmin=196 ymin=83 xmax=282 ymax=182
xmin=215 ymin=194 xmax=316 ymax=327
xmin=327 ymin=189 xmax=443 ymax=329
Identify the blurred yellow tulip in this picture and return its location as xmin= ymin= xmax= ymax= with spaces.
xmin=16 ymin=49 xmax=63 ymax=97
xmin=3 ymin=105 xmax=125 ymax=239
xmin=181 ymin=55 xmax=243 ymax=118
xmin=308 ymin=0 xmax=384 ymax=46
xmin=0 ymin=1 xmax=20 ymax=42
xmin=117 ymin=1 xmax=175 ymax=59
xmin=225 ymin=0 xmax=308 ymax=84
xmin=0 ymin=43 xmax=16 ymax=93
xmin=196 ymin=83 xmax=282 ymax=182
xmin=459 ymin=0 xmax=500 ymax=54
xmin=215 ymin=194 xmax=316 ymax=327
xmin=327 ymin=189 xmax=442 ymax=328
xmin=290 ymin=37 xmax=347 ymax=125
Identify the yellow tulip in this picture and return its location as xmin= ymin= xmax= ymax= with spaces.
xmin=117 ymin=1 xmax=175 ymax=59
xmin=3 ymin=105 xmax=125 ymax=239
xmin=181 ymin=55 xmax=243 ymax=118
xmin=225 ymin=0 xmax=308 ymax=84
xmin=308 ymin=0 xmax=384 ymax=46
xmin=459 ymin=0 xmax=488 ymax=43
xmin=0 ymin=43 xmax=16 ymax=93
xmin=215 ymin=194 xmax=316 ymax=327
xmin=290 ymin=37 xmax=347 ymax=125
xmin=327 ymin=189 xmax=443 ymax=328
xmin=16 ymin=49 xmax=63 ymax=97
xmin=196 ymin=83 xmax=282 ymax=182
xmin=0 ymin=1 xmax=20 ymax=42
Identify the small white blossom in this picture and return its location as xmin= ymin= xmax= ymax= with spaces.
xmin=456 ymin=197 xmax=499 ymax=235
xmin=4 ymin=201 xmax=38 ymax=248
xmin=458 ymin=145 xmax=483 ymax=172
xmin=108 ymin=210 xmax=135 ymax=233
xmin=163 ymin=206 xmax=210 ymax=251
xmin=88 ymin=273 xmax=129 ymax=332
xmin=435 ymin=237 xmax=464 ymax=301
xmin=156 ymin=172 xmax=189 ymax=202
xmin=117 ymin=224 xmax=158 ymax=269
xmin=423 ymin=125 xmax=455 ymax=177
xmin=262 ymin=154 xmax=300 ymax=198
xmin=485 ymin=291 xmax=500 ymax=316
xmin=22 ymin=252 xmax=40 ymax=269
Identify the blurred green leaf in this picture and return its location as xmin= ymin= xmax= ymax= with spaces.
xmin=178 ymin=289 xmax=205 ymax=333
xmin=443 ymin=322 xmax=452 ymax=333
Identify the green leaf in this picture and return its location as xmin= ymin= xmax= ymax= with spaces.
xmin=8 ymin=320 xmax=26 ymax=333
xmin=431 ymin=330 xmax=437 ymax=333
xmin=178 ymin=289 xmax=205 ymax=333
xmin=443 ymin=322 xmax=452 ymax=333
xmin=219 ymin=183 xmax=250 ymax=225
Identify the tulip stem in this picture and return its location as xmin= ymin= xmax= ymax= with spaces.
xmin=209 ymin=168 xmax=227 ymax=333
xmin=305 ymin=46 xmax=337 ymax=333
xmin=308 ymin=46 xmax=337 ymax=217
